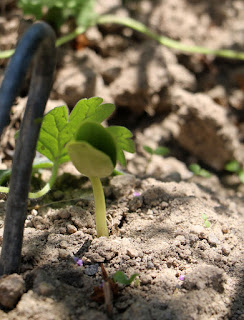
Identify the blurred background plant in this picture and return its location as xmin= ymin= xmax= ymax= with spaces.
xmin=225 ymin=160 xmax=244 ymax=184
xmin=18 ymin=0 xmax=97 ymax=30
xmin=189 ymin=163 xmax=211 ymax=178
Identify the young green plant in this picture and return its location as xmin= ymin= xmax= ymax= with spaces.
xmin=18 ymin=0 xmax=97 ymax=30
xmin=1 ymin=2 xmax=244 ymax=60
xmin=66 ymin=121 xmax=118 ymax=237
xmin=113 ymin=270 xmax=139 ymax=286
xmin=202 ymin=214 xmax=211 ymax=228
xmin=189 ymin=163 xmax=211 ymax=178
xmin=225 ymin=160 xmax=244 ymax=184
xmin=0 ymin=97 xmax=135 ymax=237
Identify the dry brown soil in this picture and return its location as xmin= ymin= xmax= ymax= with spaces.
xmin=0 ymin=1 xmax=244 ymax=319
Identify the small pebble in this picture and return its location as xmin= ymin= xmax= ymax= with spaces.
xmin=59 ymin=249 xmax=68 ymax=259
xmin=222 ymin=245 xmax=230 ymax=256
xmin=129 ymin=195 xmax=143 ymax=211
xmin=67 ymin=224 xmax=77 ymax=234
xmin=58 ymin=210 xmax=71 ymax=219
xmin=140 ymin=275 xmax=152 ymax=285
xmin=37 ymin=282 xmax=55 ymax=296
xmin=59 ymin=227 xmax=66 ymax=234
xmin=0 ymin=274 xmax=25 ymax=309
xmin=59 ymin=241 xmax=68 ymax=249
xmin=190 ymin=225 xmax=206 ymax=239
xmin=221 ymin=226 xmax=229 ymax=234
xmin=208 ymin=233 xmax=219 ymax=246
xmin=31 ymin=209 xmax=38 ymax=216
xmin=84 ymin=264 xmax=99 ymax=276
xmin=127 ymin=248 xmax=139 ymax=258
xmin=147 ymin=261 xmax=154 ymax=269
xmin=175 ymin=235 xmax=186 ymax=245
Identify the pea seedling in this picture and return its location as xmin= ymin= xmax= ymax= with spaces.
xmin=91 ymin=263 xmax=139 ymax=317
xmin=40 ymin=98 xmax=134 ymax=237
xmin=113 ymin=270 xmax=139 ymax=286
xmin=202 ymin=214 xmax=211 ymax=228
xmin=0 ymin=97 xmax=135 ymax=237
xmin=67 ymin=121 xmax=118 ymax=237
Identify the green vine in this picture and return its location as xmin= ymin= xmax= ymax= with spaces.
xmin=0 ymin=15 xmax=244 ymax=60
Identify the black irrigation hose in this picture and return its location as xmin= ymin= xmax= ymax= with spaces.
xmin=0 ymin=22 xmax=56 ymax=275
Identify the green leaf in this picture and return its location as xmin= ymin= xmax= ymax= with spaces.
xmin=204 ymin=220 xmax=211 ymax=228
xmin=225 ymin=160 xmax=242 ymax=173
xmin=75 ymin=121 xmax=117 ymax=167
xmin=0 ymin=169 xmax=11 ymax=185
xmin=18 ymin=0 xmax=43 ymax=19
xmin=75 ymin=0 xmax=97 ymax=27
xmin=154 ymin=146 xmax=170 ymax=156
xmin=189 ymin=164 xmax=211 ymax=178
xmin=198 ymin=169 xmax=211 ymax=178
xmin=0 ymin=158 xmax=53 ymax=186
xmin=32 ymin=157 xmax=53 ymax=169
xmin=67 ymin=121 xmax=117 ymax=178
xmin=113 ymin=271 xmax=139 ymax=286
xmin=143 ymin=145 xmax=154 ymax=155
xmin=68 ymin=98 xmax=115 ymax=135
xmin=36 ymin=105 xmax=71 ymax=164
xmin=189 ymin=164 xmax=201 ymax=175
xmin=106 ymin=126 xmax=135 ymax=166
xmin=67 ymin=141 xmax=115 ymax=178
xmin=202 ymin=214 xmax=207 ymax=221
xmin=36 ymin=98 xmax=115 ymax=166
xmin=18 ymin=0 xmax=97 ymax=30
xmin=238 ymin=171 xmax=244 ymax=184
xmin=112 ymin=169 xmax=125 ymax=176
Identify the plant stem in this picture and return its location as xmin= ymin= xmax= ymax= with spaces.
xmin=89 ymin=176 xmax=109 ymax=237
xmin=56 ymin=26 xmax=86 ymax=47
xmin=0 ymin=49 xmax=15 ymax=59
xmin=97 ymin=15 xmax=244 ymax=61
xmin=0 ymin=26 xmax=86 ymax=59
xmin=28 ymin=160 xmax=59 ymax=198
xmin=0 ymin=159 xmax=59 ymax=199
xmin=0 ymin=16 xmax=244 ymax=61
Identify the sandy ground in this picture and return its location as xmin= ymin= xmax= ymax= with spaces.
xmin=0 ymin=0 xmax=244 ymax=319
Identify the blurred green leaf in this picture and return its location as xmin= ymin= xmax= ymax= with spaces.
xmin=189 ymin=164 xmax=211 ymax=178
xmin=198 ymin=169 xmax=211 ymax=178
xmin=225 ymin=160 xmax=242 ymax=173
xmin=18 ymin=0 xmax=97 ymax=29
xmin=0 ymin=169 xmax=11 ymax=185
xmin=154 ymin=146 xmax=169 ymax=156
xmin=238 ymin=171 xmax=244 ymax=184
xmin=204 ymin=220 xmax=211 ymax=228
xmin=113 ymin=271 xmax=139 ymax=286
xmin=143 ymin=145 xmax=154 ymax=155
xmin=202 ymin=214 xmax=207 ymax=221
xmin=189 ymin=164 xmax=201 ymax=175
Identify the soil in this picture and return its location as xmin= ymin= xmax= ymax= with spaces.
xmin=0 ymin=1 xmax=244 ymax=319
